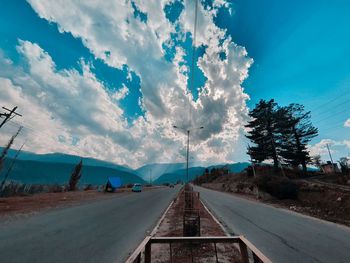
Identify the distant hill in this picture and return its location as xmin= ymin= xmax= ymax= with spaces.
xmin=0 ymin=159 xmax=145 ymax=185
xmin=207 ymin=162 xmax=251 ymax=173
xmin=154 ymin=162 xmax=251 ymax=184
xmin=153 ymin=166 xmax=206 ymax=184
xmin=0 ymin=148 xmax=136 ymax=174
xmin=136 ymin=163 xmax=187 ymax=181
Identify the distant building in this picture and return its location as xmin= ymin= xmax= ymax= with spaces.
xmin=321 ymin=161 xmax=340 ymax=173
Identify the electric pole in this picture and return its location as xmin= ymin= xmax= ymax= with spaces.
xmin=0 ymin=106 xmax=22 ymax=128
xmin=326 ymin=143 xmax=336 ymax=173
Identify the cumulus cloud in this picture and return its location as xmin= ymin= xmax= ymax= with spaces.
xmin=1 ymin=0 xmax=254 ymax=167
xmin=344 ymin=119 xmax=350 ymax=127
xmin=308 ymin=139 xmax=350 ymax=164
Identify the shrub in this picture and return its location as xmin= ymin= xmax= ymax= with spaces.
xmin=84 ymin=184 xmax=94 ymax=191
xmin=48 ymin=183 xmax=64 ymax=193
xmin=255 ymin=174 xmax=299 ymax=200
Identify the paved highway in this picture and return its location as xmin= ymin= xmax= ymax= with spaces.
xmin=0 ymin=186 xmax=180 ymax=263
xmin=195 ymin=186 xmax=350 ymax=263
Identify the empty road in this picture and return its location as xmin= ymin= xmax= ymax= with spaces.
xmin=0 ymin=186 xmax=180 ymax=263
xmin=195 ymin=186 xmax=350 ymax=263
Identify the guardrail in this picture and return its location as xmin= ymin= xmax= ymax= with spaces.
xmin=125 ymin=235 xmax=272 ymax=263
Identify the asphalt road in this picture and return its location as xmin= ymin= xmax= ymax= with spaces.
xmin=0 ymin=186 xmax=180 ymax=263
xmin=195 ymin=186 xmax=350 ymax=263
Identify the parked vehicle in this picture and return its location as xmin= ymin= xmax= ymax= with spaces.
xmin=132 ymin=183 xmax=142 ymax=192
xmin=169 ymin=183 xmax=174 ymax=188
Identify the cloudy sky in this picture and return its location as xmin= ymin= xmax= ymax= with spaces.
xmin=0 ymin=0 xmax=349 ymax=168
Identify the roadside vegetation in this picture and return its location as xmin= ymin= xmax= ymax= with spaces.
xmin=192 ymin=99 xmax=350 ymax=226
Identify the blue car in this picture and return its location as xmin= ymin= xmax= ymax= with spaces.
xmin=132 ymin=183 xmax=142 ymax=192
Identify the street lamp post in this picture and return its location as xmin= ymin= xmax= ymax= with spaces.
xmin=173 ymin=125 xmax=203 ymax=183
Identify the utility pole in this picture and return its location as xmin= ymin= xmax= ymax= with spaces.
xmin=326 ymin=143 xmax=336 ymax=173
xmin=173 ymin=126 xmax=203 ymax=183
xmin=0 ymin=106 xmax=22 ymax=128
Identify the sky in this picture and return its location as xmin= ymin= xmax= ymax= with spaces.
xmin=0 ymin=0 xmax=349 ymax=168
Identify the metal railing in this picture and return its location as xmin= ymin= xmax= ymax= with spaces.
xmin=125 ymin=235 xmax=272 ymax=263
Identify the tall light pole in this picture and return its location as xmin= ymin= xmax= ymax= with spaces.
xmin=173 ymin=125 xmax=203 ymax=183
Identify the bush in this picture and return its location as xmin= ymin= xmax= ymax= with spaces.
xmin=255 ymin=174 xmax=299 ymax=200
xmin=84 ymin=184 xmax=94 ymax=191
xmin=48 ymin=183 xmax=64 ymax=193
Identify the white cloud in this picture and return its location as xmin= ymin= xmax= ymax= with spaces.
xmin=344 ymin=140 xmax=350 ymax=148
xmin=1 ymin=0 xmax=254 ymax=167
xmin=113 ymin=84 xmax=129 ymax=101
xmin=308 ymin=139 xmax=350 ymax=163
xmin=344 ymin=119 xmax=350 ymax=127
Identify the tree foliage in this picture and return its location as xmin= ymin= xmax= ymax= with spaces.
xmin=246 ymin=100 xmax=318 ymax=174
xmin=68 ymin=160 xmax=83 ymax=191
xmin=245 ymin=99 xmax=281 ymax=169
xmin=277 ymin=104 xmax=318 ymax=173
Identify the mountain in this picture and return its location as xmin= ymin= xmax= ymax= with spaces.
xmin=0 ymin=148 xmax=136 ymax=174
xmin=136 ymin=163 xmax=187 ymax=181
xmin=0 ymin=159 xmax=145 ymax=185
xmin=153 ymin=166 xmax=206 ymax=184
xmin=153 ymin=162 xmax=251 ymax=184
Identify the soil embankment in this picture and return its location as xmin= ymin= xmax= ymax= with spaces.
xmin=0 ymin=186 xmax=160 ymax=218
xmin=197 ymin=168 xmax=350 ymax=227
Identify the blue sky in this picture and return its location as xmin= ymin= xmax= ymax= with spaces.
xmin=0 ymin=0 xmax=349 ymax=167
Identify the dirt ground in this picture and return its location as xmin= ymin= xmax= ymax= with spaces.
xmin=200 ymin=172 xmax=350 ymax=227
xmin=0 ymin=186 xmax=160 ymax=218
xmin=152 ymin=186 xmax=243 ymax=263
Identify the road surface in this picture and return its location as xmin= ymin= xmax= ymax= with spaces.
xmin=0 ymin=186 xmax=180 ymax=263
xmin=195 ymin=186 xmax=350 ymax=263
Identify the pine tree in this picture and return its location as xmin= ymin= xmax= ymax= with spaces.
xmin=277 ymin=104 xmax=318 ymax=173
xmin=245 ymin=99 xmax=281 ymax=170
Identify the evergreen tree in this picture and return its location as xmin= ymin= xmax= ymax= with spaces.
xmin=277 ymin=104 xmax=318 ymax=173
xmin=245 ymin=99 xmax=281 ymax=169
xmin=69 ymin=160 xmax=83 ymax=191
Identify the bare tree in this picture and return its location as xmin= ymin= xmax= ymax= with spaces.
xmin=0 ymin=126 xmax=22 ymax=173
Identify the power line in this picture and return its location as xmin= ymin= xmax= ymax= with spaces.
xmin=0 ymin=106 xmax=22 ymax=128
xmin=311 ymin=99 xmax=350 ymax=120
xmin=308 ymin=89 xmax=350 ymax=114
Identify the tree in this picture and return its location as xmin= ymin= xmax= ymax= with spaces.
xmin=312 ymin=155 xmax=322 ymax=170
xmin=68 ymin=160 xmax=83 ymax=191
xmin=277 ymin=104 xmax=318 ymax=173
xmin=339 ymin=157 xmax=349 ymax=175
xmin=0 ymin=126 xmax=22 ymax=173
xmin=245 ymin=99 xmax=281 ymax=170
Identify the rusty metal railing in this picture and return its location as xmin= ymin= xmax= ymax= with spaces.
xmin=125 ymin=235 xmax=272 ymax=263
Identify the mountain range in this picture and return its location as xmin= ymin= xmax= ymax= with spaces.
xmin=0 ymin=148 xmax=250 ymax=185
xmin=153 ymin=162 xmax=251 ymax=184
